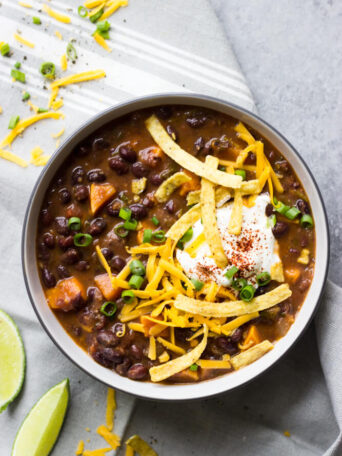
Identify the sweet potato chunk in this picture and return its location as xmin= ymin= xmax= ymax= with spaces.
xmin=94 ymin=273 xmax=121 ymax=301
xmin=47 ymin=277 xmax=86 ymax=312
xmin=169 ymin=368 xmax=199 ymax=382
xmin=90 ymin=183 xmax=116 ymax=215
xmin=284 ymin=267 xmax=301 ymax=284
xmin=179 ymin=170 xmax=200 ymax=196
xmin=243 ymin=325 xmax=262 ymax=347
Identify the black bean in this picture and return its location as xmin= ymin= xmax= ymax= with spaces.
xmin=41 ymin=267 xmax=56 ymax=288
xmin=129 ymin=204 xmax=147 ymax=220
xmin=132 ymin=161 xmax=149 ymax=178
xmin=101 ymin=247 xmax=113 ymax=260
xmin=108 ymin=156 xmax=129 ymax=175
xmin=76 ymin=144 xmax=90 ymax=157
xmin=72 ymin=326 xmax=82 ymax=337
xmin=119 ymin=145 xmax=137 ymax=163
xmin=156 ymin=106 xmax=172 ymax=119
xmin=57 ymin=264 xmax=70 ymax=279
xmin=58 ymin=188 xmax=71 ymax=205
xmin=42 ymin=232 xmax=55 ymax=249
xmin=194 ymin=136 xmax=205 ymax=153
xmin=165 ymin=199 xmax=176 ymax=214
xmin=61 ymin=248 xmax=79 ymax=265
xmin=231 ymin=328 xmax=243 ymax=343
xmin=127 ymin=363 xmax=148 ymax=380
xmin=71 ymin=293 xmax=86 ymax=310
xmin=166 ymin=124 xmax=178 ymax=141
xmin=115 ymin=357 xmax=132 ymax=376
xmin=289 ymin=248 xmax=299 ymax=255
xmin=296 ymin=199 xmax=310 ymax=214
xmin=186 ymin=116 xmax=207 ymax=128
xmin=87 ymin=168 xmax=106 ymax=182
xmin=150 ymin=173 xmax=163 ymax=186
xmin=54 ymin=217 xmax=70 ymax=235
xmin=88 ymin=217 xmax=107 ymax=236
xmin=97 ymin=330 xmax=119 ymax=347
xmin=142 ymin=194 xmax=155 ymax=208
xmin=41 ymin=208 xmax=52 ymax=226
xmin=216 ymin=336 xmax=238 ymax=355
xmin=248 ymin=152 xmax=256 ymax=164
xmin=272 ymin=221 xmax=289 ymax=238
xmin=37 ymin=243 xmax=50 ymax=261
xmin=71 ymin=166 xmax=84 ymax=185
xmin=106 ymin=199 xmax=122 ymax=217
xmin=300 ymin=236 xmax=309 ymax=248
xmin=93 ymin=347 xmax=123 ymax=367
xmin=111 ymin=256 xmax=126 ymax=272
xmin=74 ymin=185 xmax=89 ymax=202
xmin=265 ymin=203 xmax=274 ymax=216
xmin=139 ymin=148 xmax=161 ymax=168
xmin=74 ymin=260 xmax=90 ymax=271
xmin=130 ymin=344 xmax=143 ymax=360
xmin=58 ymin=235 xmax=74 ymax=250
xmin=93 ymin=137 xmax=109 ymax=151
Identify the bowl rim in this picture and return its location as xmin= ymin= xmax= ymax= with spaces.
xmin=22 ymin=92 xmax=330 ymax=401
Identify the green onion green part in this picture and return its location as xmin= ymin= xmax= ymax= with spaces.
xmin=68 ymin=217 xmax=81 ymax=231
xmin=22 ymin=91 xmax=30 ymax=101
xmin=73 ymin=233 xmax=93 ymax=247
xmin=119 ymin=207 xmax=131 ymax=221
xmin=275 ymin=201 xmax=290 ymax=216
xmin=14 ymin=62 xmax=21 ymax=69
xmin=32 ymin=16 xmax=41 ymax=25
xmin=234 ymin=169 xmax=246 ymax=180
xmin=256 ymin=271 xmax=271 ymax=286
xmin=1 ymin=43 xmax=10 ymax=56
xmin=267 ymin=214 xmax=277 ymax=228
xmin=300 ymin=214 xmax=314 ymax=229
xmin=129 ymin=259 xmax=146 ymax=276
xmin=8 ymin=115 xmax=20 ymax=130
xmin=78 ymin=6 xmax=88 ymax=17
xmin=100 ymin=301 xmax=117 ymax=317
xmin=152 ymin=230 xmax=166 ymax=243
xmin=89 ymin=8 xmax=104 ymax=23
xmin=224 ymin=266 xmax=239 ymax=280
xmin=190 ymin=278 xmax=204 ymax=292
xmin=39 ymin=62 xmax=55 ymax=79
xmin=114 ymin=223 xmax=129 ymax=238
xmin=128 ymin=274 xmax=144 ymax=290
xmin=66 ymin=43 xmax=77 ymax=61
xmin=142 ymin=229 xmax=152 ymax=243
xmin=121 ymin=290 xmax=135 ymax=304
xmin=151 ymin=216 xmax=159 ymax=226
xmin=37 ymin=107 xmax=48 ymax=113
xmin=240 ymin=284 xmax=255 ymax=302
xmin=123 ymin=219 xmax=138 ymax=231
xmin=189 ymin=363 xmax=198 ymax=371
xmin=284 ymin=206 xmax=301 ymax=220
xmin=11 ymin=69 xmax=26 ymax=83
xmin=232 ymin=278 xmax=247 ymax=291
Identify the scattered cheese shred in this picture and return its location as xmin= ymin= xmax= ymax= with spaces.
xmin=128 ymin=322 xmax=145 ymax=333
xmin=50 ymin=70 xmax=106 ymax=89
xmin=157 ymin=337 xmax=185 ymax=355
xmin=43 ymin=4 xmax=71 ymax=23
xmin=84 ymin=0 xmax=104 ymax=7
xmin=51 ymin=127 xmax=65 ymax=138
xmin=30 ymin=146 xmax=51 ymax=166
xmin=55 ymin=30 xmax=63 ymax=40
xmin=284 ymin=430 xmax=291 ymax=437
xmin=18 ymin=1 xmax=32 ymax=8
xmin=0 ymin=148 xmax=28 ymax=167
xmin=83 ymin=448 xmax=112 ymax=456
xmin=99 ymin=0 xmax=128 ymax=21
xmin=93 ymin=32 xmax=112 ymax=52
xmin=14 ymin=32 xmax=35 ymax=48
xmin=125 ymin=445 xmax=134 ymax=456
xmin=27 ymin=100 xmax=39 ymax=113
xmin=75 ymin=440 xmax=84 ymax=455
xmin=105 ymin=388 xmax=116 ymax=432
xmin=97 ymin=425 xmax=120 ymax=450
xmin=51 ymin=98 xmax=64 ymax=110
xmin=61 ymin=53 xmax=68 ymax=71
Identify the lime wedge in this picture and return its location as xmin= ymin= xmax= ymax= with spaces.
xmin=0 ymin=309 xmax=26 ymax=412
xmin=12 ymin=378 xmax=69 ymax=456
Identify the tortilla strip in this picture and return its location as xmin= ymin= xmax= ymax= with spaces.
xmin=174 ymin=284 xmax=291 ymax=318
xmin=228 ymin=189 xmax=243 ymax=235
xmin=154 ymin=172 xmax=191 ymax=203
xmin=270 ymin=262 xmax=285 ymax=282
xmin=186 ymin=186 xmax=231 ymax=207
xmin=231 ymin=340 xmax=273 ymax=370
xmin=149 ymin=325 xmax=208 ymax=382
xmin=145 ymin=115 xmax=242 ymax=188
xmin=166 ymin=204 xmax=201 ymax=241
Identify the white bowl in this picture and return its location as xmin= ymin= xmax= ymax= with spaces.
xmin=22 ymin=94 xmax=329 ymax=401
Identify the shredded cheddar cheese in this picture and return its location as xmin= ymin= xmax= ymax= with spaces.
xmin=157 ymin=337 xmax=185 ymax=355
xmin=83 ymin=448 xmax=112 ymax=456
xmin=18 ymin=1 xmax=33 ymax=7
xmin=14 ymin=33 xmax=35 ymax=48
xmin=75 ymin=440 xmax=84 ymax=455
xmin=98 ymin=0 xmax=128 ymax=21
xmin=54 ymin=30 xmax=63 ymax=40
xmin=50 ymin=70 xmax=106 ymax=89
xmin=51 ymin=98 xmax=64 ymax=110
xmin=93 ymin=32 xmax=112 ymax=52
xmin=43 ymin=4 xmax=71 ymax=23
xmin=61 ymin=53 xmax=68 ymax=71
xmin=97 ymin=425 xmax=121 ymax=450
xmin=105 ymin=388 xmax=116 ymax=432
xmin=51 ymin=127 xmax=65 ymax=138
xmin=0 ymin=148 xmax=28 ymax=167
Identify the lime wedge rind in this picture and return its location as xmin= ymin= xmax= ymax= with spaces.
xmin=0 ymin=309 xmax=26 ymax=413
xmin=12 ymin=378 xmax=69 ymax=456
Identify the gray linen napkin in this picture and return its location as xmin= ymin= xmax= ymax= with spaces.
xmin=0 ymin=0 xmax=340 ymax=455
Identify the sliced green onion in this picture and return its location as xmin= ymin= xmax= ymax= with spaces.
xmin=234 ymin=169 xmax=246 ymax=181
xmin=14 ymin=62 xmax=21 ymax=69
xmin=8 ymin=115 xmax=20 ymax=130
xmin=225 ymin=266 xmax=239 ymax=280
xmin=121 ymin=290 xmax=135 ymax=304
xmin=151 ymin=216 xmax=159 ymax=226
xmin=256 ymin=271 xmax=271 ymax=286
xmin=275 ymin=201 xmax=290 ymax=215
xmin=100 ymin=301 xmax=117 ymax=317
xmin=66 ymin=43 xmax=77 ymax=61
xmin=22 ymin=91 xmax=30 ymax=101
xmin=11 ymin=69 xmax=26 ymax=83
xmin=89 ymin=7 xmax=104 ymax=22
xmin=300 ymin=214 xmax=314 ymax=229
xmin=180 ymin=227 xmax=193 ymax=243
xmin=129 ymin=259 xmax=146 ymax=276
xmin=40 ymin=62 xmax=55 ymax=79
xmin=267 ymin=214 xmax=277 ymax=228
xmin=73 ymin=233 xmax=93 ymax=247
xmin=232 ymin=278 xmax=247 ymax=291
xmin=97 ymin=30 xmax=110 ymax=39
xmin=119 ymin=207 xmax=131 ymax=221
xmin=123 ymin=218 xmax=138 ymax=231
xmin=68 ymin=217 xmax=81 ymax=231
xmin=96 ymin=20 xmax=110 ymax=32
xmin=128 ymin=274 xmax=144 ymax=290
xmin=37 ymin=107 xmax=48 ymax=113
xmin=190 ymin=278 xmax=204 ymax=292
xmin=218 ymin=165 xmax=226 ymax=172
xmin=240 ymin=284 xmax=255 ymax=302
xmin=114 ymin=223 xmax=129 ymax=238
xmin=1 ymin=43 xmax=10 ymax=56
xmin=32 ymin=16 xmax=41 ymax=25
xmin=142 ymin=229 xmax=152 ymax=243
xmin=78 ymin=5 xmax=88 ymax=17
xmin=284 ymin=206 xmax=301 ymax=220
xmin=189 ymin=363 xmax=198 ymax=371
xmin=152 ymin=230 xmax=166 ymax=243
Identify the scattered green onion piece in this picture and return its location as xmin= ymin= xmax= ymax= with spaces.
xmin=123 ymin=219 xmax=138 ymax=231
xmin=119 ymin=207 xmax=132 ymax=221
xmin=32 ymin=16 xmax=41 ymax=25
xmin=275 ymin=201 xmax=290 ymax=215
xmin=240 ymin=284 xmax=255 ymax=302
xmin=14 ymin=62 xmax=21 ymax=69
xmin=128 ymin=274 xmax=144 ymax=290
xmin=22 ymin=91 xmax=30 ymax=101
xmin=89 ymin=8 xmax=104 ymax=22
xmin=129 ymin=259 xmax=146 ymax=276
xmin=1 ymin=43 xmax=10 ymax=56
xmin=284 ymin=206 xmax=301 ymax=220
xmin=180 ymin=227 xmax=193 ymax=243
xmin=8 ymin=115 xmax=20 ymax=130
xmin=78 ymin=5 xmax=88 ymax=17
xmin=225 ymin=266 xmax=239 ymax=280
xmin=151 ymin=216 xmax=159 ymax=226
xmin=232 ymin=278 xmax=247 ymax=291
xmin=97 ymin=30 xmax=110 ymax=39
xmin=121 ymin=290 xmax=135 ymax=304
xmin=11 ymin=69 xmax=26 ymax=83
xmin=190 ymin=278 xmax=204 ymax=292
xmin=300 ymin=214 xmax=314 ymax=229
xmin=234 ymin=169 xmax=246 ymax=181
xmin=176 ymin=240 xmax=184 ymax=250
xmin=218 ymin=165 xmax=226 ymax=172
xmin=267 ymin=214 xmax=277 ymax=228
xmin=68 ymin=217 xmax=81 ymax=231
xmin=142 ymin=229 xmax=152 ymax=243
xmin=189 ymin=363 xmax=198 ymax=371
xmin=37 ymin=107 xmax=48 ymax=113
xmin=114 ymin=223 xmax=129 ymax=238
xmin=152 ymin=230 xmax=166 ymax=243
xmin=273 ymin=196 xmax=278 ymax=205
xmin=100 ymin=301 xmax=117 ymax=317
xmin=40 ymin=62 xmax=55 ymax=79
xmin=96 ymin=20 xmax=110 ymax=32
xmin=73 ymin=233 xmax=93 ymax=247
xmin=256 ymin=271 xmax=271 ymax=287
xmin=66 ymin=43 xmax=77 ymax=61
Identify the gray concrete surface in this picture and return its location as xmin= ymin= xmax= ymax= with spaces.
xmin=211 ymin=0 xmax=342 ymax=285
